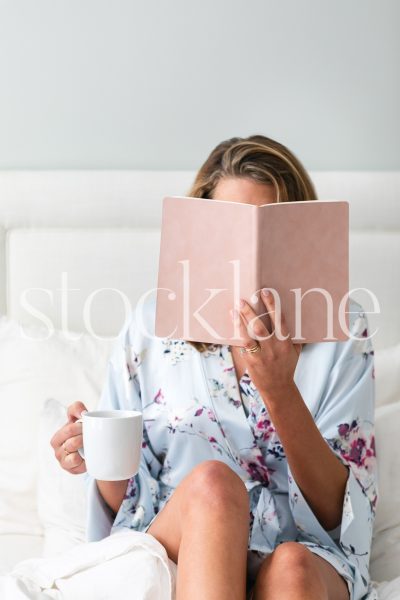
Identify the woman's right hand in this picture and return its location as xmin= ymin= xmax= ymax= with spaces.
xmin=50 ymin=401 xmax=87 ymax=475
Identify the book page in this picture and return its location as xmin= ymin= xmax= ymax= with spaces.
xmin=257 ymin=201 xmax=349 ymax=343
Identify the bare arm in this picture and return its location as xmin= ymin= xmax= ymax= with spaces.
xmin=231 ymin=291 xmax=348 ymax=532
xmin=261 ymin=382 xmax=348 ymax=531
xmin=95 ymin=479 xmax=130 ymax=516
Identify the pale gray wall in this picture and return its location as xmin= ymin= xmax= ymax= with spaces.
xmin=0 ymin=0 xmax=398 ymax=170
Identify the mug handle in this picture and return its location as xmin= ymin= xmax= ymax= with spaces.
xmin=75 ymin=411 xmax=88 ymax=459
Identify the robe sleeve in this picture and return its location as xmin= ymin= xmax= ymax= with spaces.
xmin=287 ymin=303 xmax=378 ymax=586
xmin=84 ymin=311 xmax=163 ymax=542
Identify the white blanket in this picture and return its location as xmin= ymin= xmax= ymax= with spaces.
xmin=0 ymin=530 xmax=177 ymax=600
xmin=1 ymin=530 xmax=400 ymax=600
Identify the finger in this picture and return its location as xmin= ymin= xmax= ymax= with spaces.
xmin=50 ymin=420 xmax=83 ymax=450
xmin=230 ymin=308 xmax=253 ymax=346
xmin=67 ymin=401 xmax=88 ymax=423
xmin=229 ymin=308 xmax=251 ymax=344
xmin=69 ymin=460 xmax=87 ymax=474
xmin=63 ymin=434 xmax=83 ymax=454
xmin=294 ymin=343 xmax=303 ymax=356
xmin=237 ymin=299 xmax=271 ymax=343
xmin=54 ymin=448 xmax=86 ymax=474
xmin=260 ymin=289 xmax=290 ymax=340
xmin=58 ymin=448 xmax=86 ymax=472
xmin=64 ymin=451 xmax=85 ymax=471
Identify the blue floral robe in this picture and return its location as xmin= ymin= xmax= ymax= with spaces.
xmin=84 ymin=295 xmax=378 ymax=600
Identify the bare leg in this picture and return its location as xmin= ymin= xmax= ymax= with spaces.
xmin=146 ymin=460 xmax=250 ymax=600
xmin=250 ymin=542 xmax=350 ymax=600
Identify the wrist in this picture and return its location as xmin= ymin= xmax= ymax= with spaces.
xmin=260 ymin=380 xmax=299 ymax=407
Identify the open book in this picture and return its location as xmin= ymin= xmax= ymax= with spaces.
xmin=155 ymin=195 xmax=349 ymax=344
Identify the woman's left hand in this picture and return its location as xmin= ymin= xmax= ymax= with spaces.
xmin=229 ymin=288 xmax=303 ymax=402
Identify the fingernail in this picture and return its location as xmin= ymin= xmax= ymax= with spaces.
xmin=262 ymin=288 xmax=270 ymax=298
xmin=234 ymin=299 xmax=244 ymax=310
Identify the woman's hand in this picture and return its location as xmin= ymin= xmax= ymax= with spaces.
xmin=50 ymin=401 xmax=87 ymax=475
xmin=229 ymin=288 xmax=302 ymax=402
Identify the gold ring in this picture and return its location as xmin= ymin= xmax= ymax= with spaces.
xmin=63 ymin=441 xmax=70 ymax=455
xmin=239 ymin=343 xmax=261 ymax=354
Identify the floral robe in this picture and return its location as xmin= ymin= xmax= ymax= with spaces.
xmin=84 ymin=295 xmax=378 ymax=600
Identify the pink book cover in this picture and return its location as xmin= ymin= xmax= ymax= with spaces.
xmin=154 ymin=196 xmax=349 ymax=345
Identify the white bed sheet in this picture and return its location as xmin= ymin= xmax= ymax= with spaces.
xmin=0 ymin=529 xmax=177 ymax=600
xmin=1 ymin=533 xmax=400 ymax=599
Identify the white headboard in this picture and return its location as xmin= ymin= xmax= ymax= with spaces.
xmin=0 ymin=170 xmax=399 ymax=350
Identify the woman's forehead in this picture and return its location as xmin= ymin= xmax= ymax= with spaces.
xmin=212 ymin=176 xmax=277 ymax=205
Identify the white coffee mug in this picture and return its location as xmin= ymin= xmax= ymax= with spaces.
xmin=76 ymin=409 xmax=143 ymax=481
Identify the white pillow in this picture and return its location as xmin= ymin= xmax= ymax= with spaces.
xmin=371 ymin=400 xmax=400 ymax=582
xmin=37 ymin=398 xmax=88 ymax=557
xmin=0 ymin=315 xmax=113 ymax=538
xmin=375 ymin=343 xmax=400 ymax=407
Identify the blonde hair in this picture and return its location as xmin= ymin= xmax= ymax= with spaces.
xmin=183 ymin=134 xmax=318 ymax=353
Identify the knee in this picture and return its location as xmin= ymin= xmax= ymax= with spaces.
xmin=273 ymin=542 xmax=315 ymax=569
xmin=181 ymin=460 xmax=249 ymax=515
xmin=261 ymin=542 xmax=324 ymax=588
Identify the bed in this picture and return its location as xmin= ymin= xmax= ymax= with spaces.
xmin=0 ymin=170 xmax=399 ymax=598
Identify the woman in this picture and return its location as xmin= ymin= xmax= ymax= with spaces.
xmin=51 ymin=135 xmax=378 ymax=600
